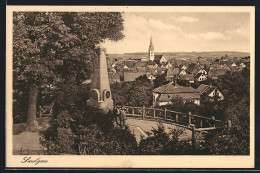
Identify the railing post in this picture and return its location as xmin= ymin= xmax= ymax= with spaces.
xmin=176 ymin=114 xmax=178 ymax=123
xmin=212 ymin=116 xmax=215 ymax=127
xmin=132 ymin=108 xmax=135 ymax=116
xmin=200 ymin=119 xmax=203 ymax=128
xmin=227 ymin=119 xmax=231 ymax=135
xmin=142 ymin=105 xmax=145 ymax=119
xmin=164 ymin=107 xmax=167 ymax=119
xmin=188 ymin=112 xmax=192 ymax=126
xmin=153 ymin=109 xmax=156 ymax=118
xmin=191 ymin=124 xmax=196 ymax=151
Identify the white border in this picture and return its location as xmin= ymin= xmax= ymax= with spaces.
xmin=6 ymin=6 xmax=255 ymax=168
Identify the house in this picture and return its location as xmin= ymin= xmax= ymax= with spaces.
xmin=166 ymin=67 xmax=180 ymax=81
xmin=147 ymin=74 xmax=156 ymax=80
xmin=197 ymin=69 xmax=207 ymax=75
xmin=134 ymin=61 xmax=147 ymax=71
xmin=123 ymin=65 xmax=129 ymax=70
xmin=154 ymin=55 xmax=167 ymax=64
xmin=186 ymin=63 xmax=196 ymax=74
xmin=123 ymin=70 xmax=146 ymax=82
xmin=240 ymin=63 xmax=246 ymax=68
xmin=141 ymin=56 xmax=148 ymax=62
xmin=146 ymin=60 xmax=158 ymax=69
xmin=153 ymin=82 xmax=201 ymax=106
xmin=231 ymin=63 xmax=237 ymax=67
xmin=186 ymin=63 xmax=200 ymax=75
xmin=181 ymin=65 xmax=187 ymax=70
xmin=197 ymin=84 xmax=224 ymax=101
xmin=179 ymin=74 xmax=195 ymax=83
xmin=165 ymin=62 xmax=173 ymax=68
xmin=208 ymin=69 xmax=228 ymax=79
xmin=179 ymin=69 xmax=187 ymax=75
xmin=195 ymin=73 xmax=207 ymax=82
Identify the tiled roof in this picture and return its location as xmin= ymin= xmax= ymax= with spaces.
xmin=167 ymin=67 xmax=180 ymax=76
xmin=197 ymin=84 xmax=209 ymax=94
xmin=154 ymin=55 xmax=164 ymax=61
xmin=204 ymin=86 xmax=217 ymax=96
xmin=197 ymin=84 xmax=217 ymax=96
xmin=208 ymin=69 xmax=228 ymax=78
xmin=179 ymin=74 xmax=194 ymax=81
xmin=186 ymin=63 xmax=196 ymax=73
xmin=147 ymin=60 xmax=156 ymax=65
xmin=158 ymin=92 xmax=200 ymax=102
xmin=153 ymin=82 xmax=199 ymax=94
xmin=134 ymin=61 xmax=147 ymax=68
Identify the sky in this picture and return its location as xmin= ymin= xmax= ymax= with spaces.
xmin=103 ymin=12 xmax=250 ymax=54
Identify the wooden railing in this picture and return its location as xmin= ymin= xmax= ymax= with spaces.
xmin=116 ymin=105 xmax=222 ymax=131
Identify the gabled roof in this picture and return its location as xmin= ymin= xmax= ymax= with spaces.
xmin=153 ymin=82 xmax=199 ymax=94
xmin=179 ymin=74 xmax=194 ymax=81
xmin=167 ymin=67 xmax=180 ymax=76
xmin=197 ymin=84 xmax=218 ymax=96
xmin=197 ymin=84 xmax=209 ymax=94
xmin=147 ymin=60 xmax=157 ymax=65
xmin=134 ymin=61 xmax=147 ymax=68
xmin=154 ymin=55 xmax=164 ymax=61
xmin=194 ymin=72 xmax=206 ymax=79
xmin=204 ymin=86 xmax=217 ymax=96
xmin=186 ymin=63 xmax=196 ymax=73
xmin=208 ymin=69 xmax=228 ymax=78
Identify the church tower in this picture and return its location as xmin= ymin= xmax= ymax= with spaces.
xmin=148 ymin=36 xmax=154 ymax=61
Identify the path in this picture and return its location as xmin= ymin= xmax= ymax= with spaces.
xmin=125 ymin=117 xmax=193 ymax=143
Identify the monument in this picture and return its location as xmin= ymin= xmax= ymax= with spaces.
xmin=87 ymin=44 xmax=113 ymax=113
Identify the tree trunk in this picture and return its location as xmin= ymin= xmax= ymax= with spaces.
xmin=26 ymin=84 xmax=38 ymax=132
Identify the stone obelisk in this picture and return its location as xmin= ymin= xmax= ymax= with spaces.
xmin=87 ymin=44 xmax=113 ymax=113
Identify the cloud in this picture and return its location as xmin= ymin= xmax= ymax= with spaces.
xmin=174 ymin=16 xmax=199 ymax=23
xmin=225 ymin=26 xmax=250 ymax=39
xmin=148 ymin=19 xmax=180 ymax=31
xmin=199 ymin=32 xmax=227 ymax=40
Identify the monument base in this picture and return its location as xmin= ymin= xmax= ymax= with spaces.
xmin=87 ymin=99 xmax=113 ymax=114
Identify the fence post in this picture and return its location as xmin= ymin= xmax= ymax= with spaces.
xmin=39 ymin=106 xmax=42 ymax=118
xmin=153 ymin=109 xmax=156 ymax=118
xmin=142 ymin=105 xmax=145 ymax=119
xmin=176 ymin=114 xmax=178 ymax=123
xmin=200 ymin=119 xmax=203 ymax=128
xmin=212 ymin=116 xmax=215 ymax=127
xmin=132 ymin=108 xmax=135 ymax=116
xmin=191 ymin=124 xmax=196 ymax=151
xmin=227 ymin=120 xmax=231 ymax=135
xmin=164 ymin=107 xmax=167 ymax=119
xmin=188 ymin=112 xmax=192 ymax=126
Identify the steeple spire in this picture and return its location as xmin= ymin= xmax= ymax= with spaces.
xmin=148 ymin=35 xmax=155 ymax=61
xmin=149 ymin=35 xmax=154 ymax=51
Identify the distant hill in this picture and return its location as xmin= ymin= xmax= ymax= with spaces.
xmin=108 ymin=51 xmax=250 ymax=61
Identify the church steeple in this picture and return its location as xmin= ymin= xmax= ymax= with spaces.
xmin=148 ymin=36 xmax=154 ymax=61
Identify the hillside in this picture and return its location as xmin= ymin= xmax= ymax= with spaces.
xmin=108 ymin=51 xmax=250 ymax=61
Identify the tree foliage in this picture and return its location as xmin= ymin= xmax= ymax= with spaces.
xmin=13 ymin=12 xmax=124 ymax=126
xmin=111 ymin=75 xmax=153 ymax=106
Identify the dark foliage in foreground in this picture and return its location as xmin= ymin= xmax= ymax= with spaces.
xmin=41 ymin=81 xmax=138 ymax=155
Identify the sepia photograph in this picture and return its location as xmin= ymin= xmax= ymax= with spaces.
xmin=6 ymin=6 xmax=255 ymax=168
